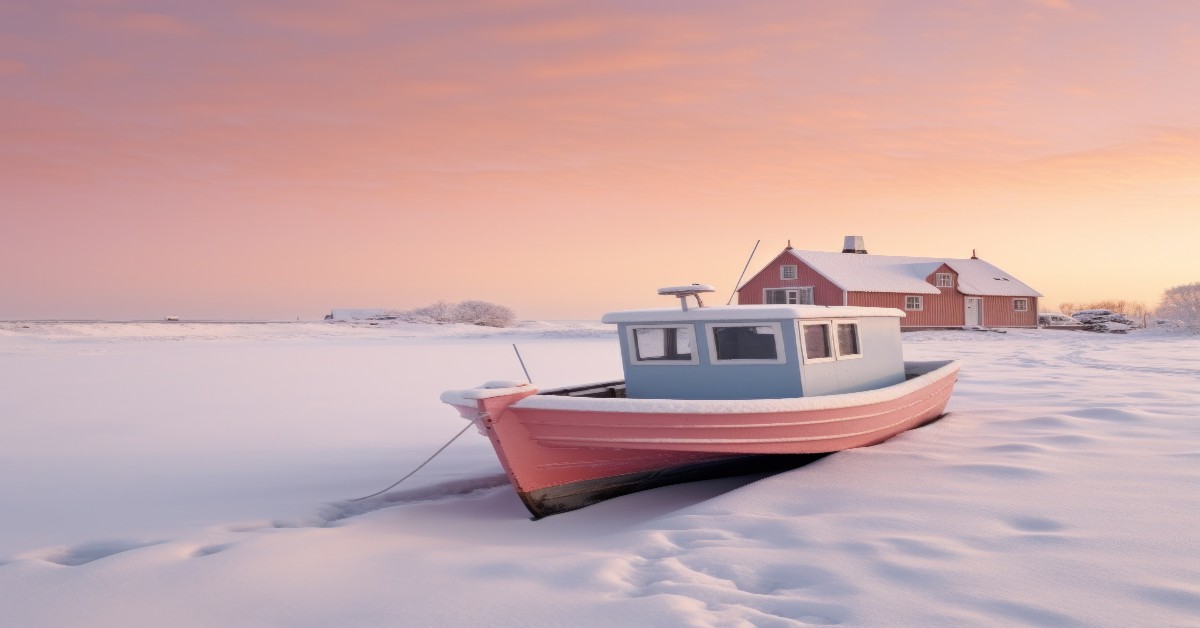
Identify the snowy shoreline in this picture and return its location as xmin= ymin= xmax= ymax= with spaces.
xmin=2 ymin=323 xmax=1198 ymax=626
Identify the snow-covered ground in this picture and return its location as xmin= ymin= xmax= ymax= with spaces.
xmin=1 ymin=321 xmax=1197 ymax=626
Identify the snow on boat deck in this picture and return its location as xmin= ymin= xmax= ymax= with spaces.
xmin=1 ymin=321 xmax=1198 ymax=626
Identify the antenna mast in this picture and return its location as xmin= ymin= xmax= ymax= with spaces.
xmin=726 ymin=240 xmax=761 ymax=305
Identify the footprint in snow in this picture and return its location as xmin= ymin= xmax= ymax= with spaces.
xmin=1003 ymin=516 xmax=1072 ymax=545
xmin=37 ymin=539 xmax=165 ymax=566
xmin=614 ymin=526 xmax=856 ymax=625
xmin=947 ymin=463 xmax=1047 ymax=480
xmin=1062 ymin=407 xmax=1150 ymax=423
xmin=976 ymin=443 xmax=1053 ymax=455
xmin=1007 ymin=516 xmax=1066 ymax=533
xmin=1135 ymin=585 xmax=1200 ymax=611
xmin=189 ymin=543 xmax=233 ymax=558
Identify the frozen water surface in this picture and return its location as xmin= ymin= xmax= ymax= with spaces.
xmin=1 ymin=321 xmax=1198 ymax=626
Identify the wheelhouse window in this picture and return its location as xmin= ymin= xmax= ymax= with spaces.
xmin=629 ymin=325 xmax=696 ymax=364
xmin=706 ymin=323 xmax=786 ymax=364
xmin=1013 ymin=298 xmax=1029 ymax=312
xmin=936 ymin=273 xmax=953 ymax=288
xmin=764 ymin=287 xmax=813 ymax=305
xmin=801 ymin=319 xmax=863 ymax=363
xmin=800 ymin=322 xmax=834 ymax=363
xmin=905 ymin=296 xmax=923 ymax=311
xmin=780 ymin=265 xmax=798 ymax=280
xmin=835 ymin=321 xmax=861 ymax=359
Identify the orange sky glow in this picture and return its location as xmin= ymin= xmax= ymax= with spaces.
xmin=2 ymin=0 xmax=1198 ymax=320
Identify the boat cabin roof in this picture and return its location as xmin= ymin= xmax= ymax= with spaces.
xmin=601 ymin=304 xmax=905 ymax=324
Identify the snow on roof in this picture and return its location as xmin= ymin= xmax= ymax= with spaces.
xmin=789 ymin=250 xmax=1042 ymax=297
xmin=601 ymin=304 xmax=905 ymax=324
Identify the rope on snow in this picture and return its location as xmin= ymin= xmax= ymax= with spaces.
xmin=349 ymin=421 xmax=476 ymax=502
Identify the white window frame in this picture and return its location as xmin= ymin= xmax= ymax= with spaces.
xmin=763 ymin=288 xmax=797 ymax=304
xmin=798 ymin=321 xmax=837 ymax=364
xmin=763 ymin=287 xmax=814 ymax=305
xmin=705 ymin=322 xmax=787 ymax=365
xmin=832 ymin=319 xmax=863 ymax=360
xmin=1013 ymin=298 xmax=1029 ymax=312
xmin=780 ymin=265 xmax=798 ymax=280
xmin=935 ymin=273 xmax=953 ymax=288
xmin=905 ymin=296 xmax=924 ymax=311
xmin=626 ymin=325 xmax=699 ymax=366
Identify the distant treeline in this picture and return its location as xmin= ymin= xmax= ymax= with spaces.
xmin=387 ymin=300 xmax=517 ymax=328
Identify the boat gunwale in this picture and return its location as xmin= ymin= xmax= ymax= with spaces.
xmin=529 ymin=377 xmax=955 ymax=446
xmin=512 ymin=359 xmax=960 ymax=415
xmin=522 ymin=374 xmax=956 ymax=430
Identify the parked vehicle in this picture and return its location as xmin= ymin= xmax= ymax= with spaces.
xmin=1071 ymin=309 xmax=1136 ymax=333
xmin=1038 ymin=312 xmax=1082 ymax=327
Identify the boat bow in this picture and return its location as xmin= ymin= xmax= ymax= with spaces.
xmin=440 ymin=381 xmax=538 ymax=430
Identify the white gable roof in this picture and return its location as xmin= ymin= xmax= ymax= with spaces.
xmin=788 ymin=250 xmax=1042 ymax=297
xmin=602 ymin=304 xmax=904 ymax=323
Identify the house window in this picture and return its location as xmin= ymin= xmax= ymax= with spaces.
xmin=1013 ymin=298 xmax=1029 ymax=312
xmin=780 ymin=265 xmax=798 ymax=280
xmin=706 ymin=323 xmax=786 ymax=364
xmin=764 ymin=287 xmax=813 ymax=305
xmin=936 ymin=273 xmax=953 ymax=288
xmin=905 ymin=296 xmax=923 ymax=311
xmin=629 ymin=325 xmax=697 ymax=364
xmin=835 ymin=322 xmax=861 ymax=359
xmin=765 ymin=289 xmax=794 ymax=304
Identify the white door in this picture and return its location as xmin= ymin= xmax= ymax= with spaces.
xmin=965 ymin=298 xmax=982 ymax=326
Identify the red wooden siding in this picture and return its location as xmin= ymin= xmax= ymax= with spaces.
xmin=981 ymin=296 xmax=1038 ymax=327
xmin=845 ymin=264 xmax=962 ymax=328
xmin=738 ymin=252 xmax=1038 ymax=329
xmin=847 ymin=292 xmax=965 ymax=327
xmin=737 ymin=252 xmax=843 ymax=306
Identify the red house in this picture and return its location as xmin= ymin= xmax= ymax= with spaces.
xmin=737 ymin=237 xmax=1042 ymax=329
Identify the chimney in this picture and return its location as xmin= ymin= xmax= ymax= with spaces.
xmin=841 ymin=235 xmax=867 ymax=254
xmin=971 ymin=249 xmax=978 ymax=259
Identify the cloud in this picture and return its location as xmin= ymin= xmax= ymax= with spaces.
xmin=240 ymin=6 xmax=371 ymax=36
xmin=0 ymin=59 xmax=27 ymax=76
xmin=525 ymin=49 xmax=686 ymax=79
xmin=4 ymin=0 xmax=1199 ymax=317
xmin=65 ymin=10 xmax=196 ymax=35
xmin=1029 ymin=0 xmax=1074 ymax=9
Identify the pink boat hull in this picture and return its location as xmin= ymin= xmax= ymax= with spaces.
xmin=444 ymin=360 xmax=960 ymax=517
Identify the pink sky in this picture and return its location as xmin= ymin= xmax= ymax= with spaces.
xmin=2 ymin=0 xmax=1198 ymax=320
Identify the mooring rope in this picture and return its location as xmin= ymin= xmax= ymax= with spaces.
xmin=349 ymin=421 xmax=476 ymax=502
xmin=352 ymin=346 xmax=532 ymax=503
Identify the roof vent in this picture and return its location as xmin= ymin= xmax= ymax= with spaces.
xmin=657 ymin=284 xmax=715 ymax=311
xmin=842 ymin=235 xmax=867 ymax=254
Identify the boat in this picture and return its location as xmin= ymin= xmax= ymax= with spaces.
xmin=441 ymin=285 xmax=961 ymax=518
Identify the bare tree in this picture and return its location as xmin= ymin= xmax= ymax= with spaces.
xmin=392 ymin=300 xmax=517 ymax=327
xmin=1156 ymin=282 xmax=1200 ymax=332
xmin=407 ymin=301 xmax=455 ymax=323
xmin=452 ymin=300 xmax=517 ymax=327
